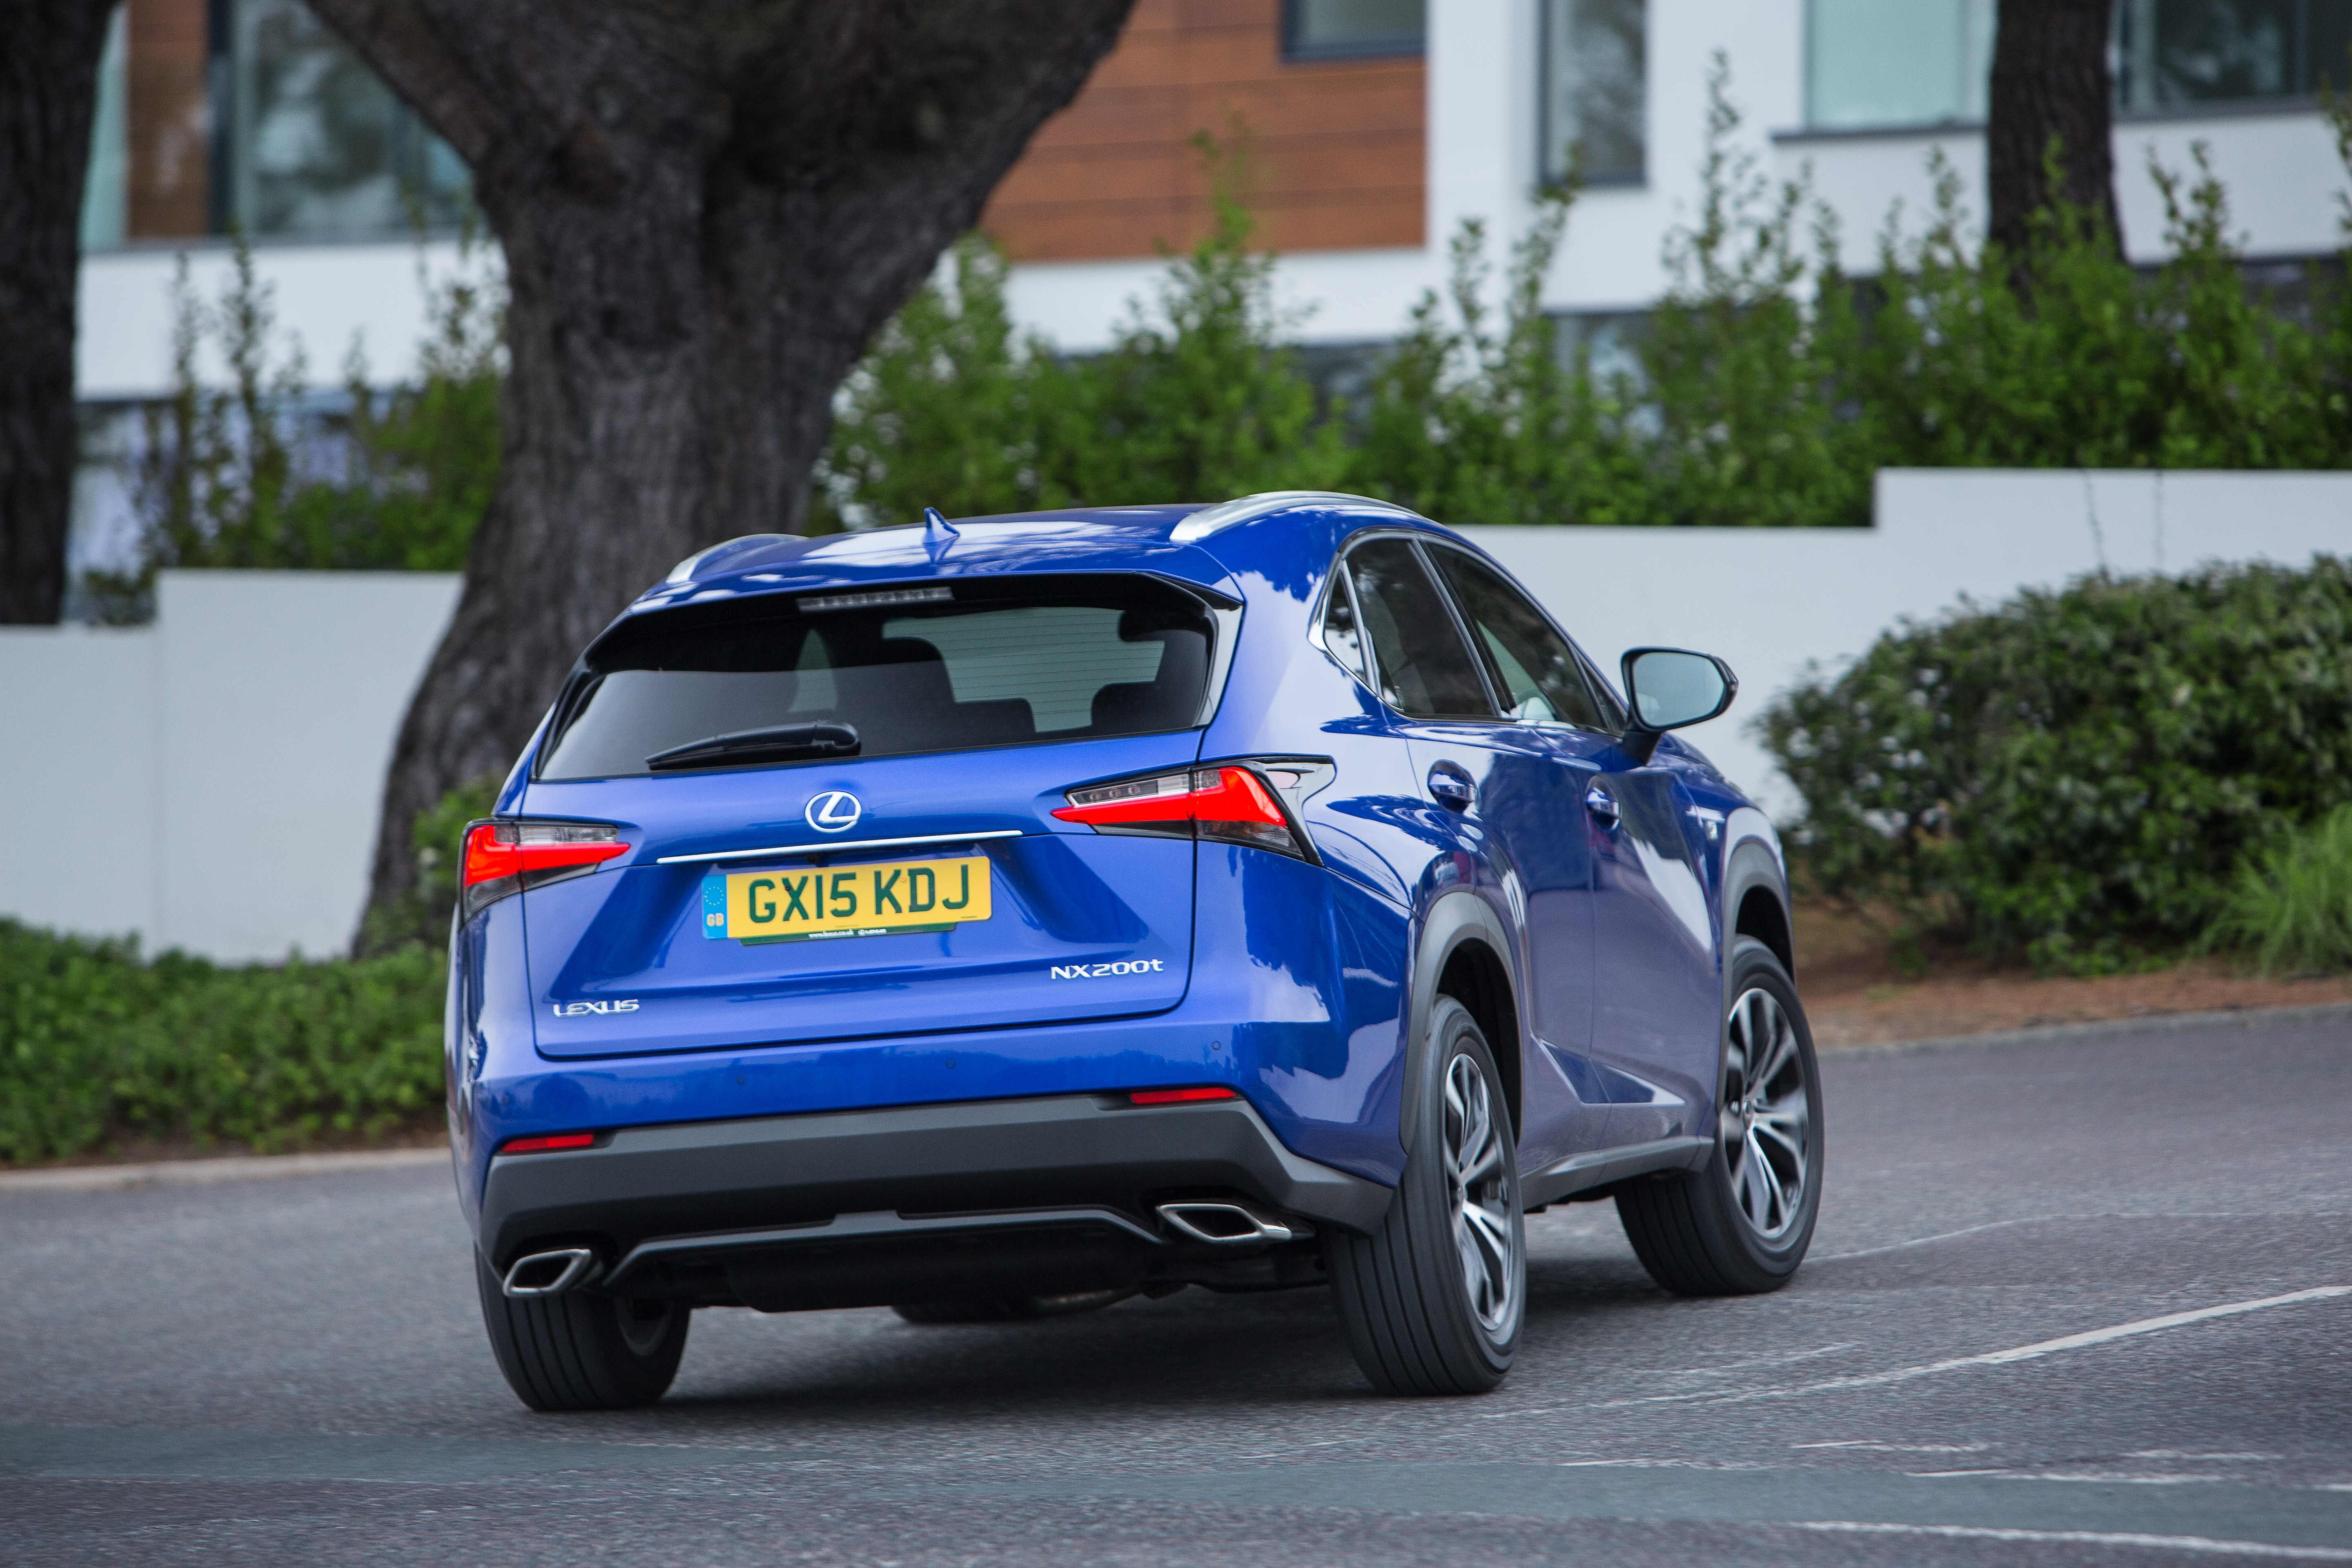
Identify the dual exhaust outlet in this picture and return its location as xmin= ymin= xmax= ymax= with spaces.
xmin=501 ymin=1202 xmax=1303 ymax=1300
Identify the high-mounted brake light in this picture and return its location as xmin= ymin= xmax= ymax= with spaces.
xmin=1054 ymin=764 xmax=1308 ymax=858
xmin=461 ymin=820 xmax=629 ymax=918
xmin=499 ymin=1131 xmax=598 ymax=1154
xmin=1128 ymin=1086 xmax=1238 ymax=1106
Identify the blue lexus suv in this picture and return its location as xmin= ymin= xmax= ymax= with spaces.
xmin=448 ymin=492 xmax=1822 ymax=1408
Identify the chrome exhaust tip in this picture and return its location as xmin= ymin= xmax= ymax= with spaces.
xmin=502 ymin=1247 xmax=600 ymax=1298
xmin=1156 ymin=1201 xmax=1300 ymax=1245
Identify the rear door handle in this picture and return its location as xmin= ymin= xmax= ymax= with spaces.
xmin=1427 ymin=762 xmax=1474 ymax=811
xmin=1585 ymin=785 xmax=1619 ymax=826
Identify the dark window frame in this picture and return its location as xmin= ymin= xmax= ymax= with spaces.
xmin=1280 ymin=0 xmax=1428 ymax=63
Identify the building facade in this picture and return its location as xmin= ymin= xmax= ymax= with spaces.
xmin=74 ymin=0 xmax=2351 ymax=388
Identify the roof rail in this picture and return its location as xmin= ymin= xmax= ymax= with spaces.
xmin=1169 ymin=491 xmax=1419 ymax=544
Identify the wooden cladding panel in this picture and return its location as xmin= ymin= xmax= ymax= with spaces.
xmin=982 ymin=0 xmax=1425 ymax=261
xmin=125 ymin=0 xmax=210 ymax=239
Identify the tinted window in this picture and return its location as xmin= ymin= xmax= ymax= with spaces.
xmin=1429 ymin=547 xmax=1606 ymax=730
xmin=540 ymin=576 xmax=1212 ymax=779
xmin=1346 ymin=539 xmax=1495 ymax=719
xmin=1543 ymin=0 xmax=1647 ymax=183
xmin=1285 ymin=0 xmax=1425 ymax=60
xmin=1322 ymin=574 xmax=1369 ymax=683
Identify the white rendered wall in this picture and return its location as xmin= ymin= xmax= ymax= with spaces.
xmin=2 ymin=478 xmax=2344 ymax=959
xmin=1465 ymin=470 xmax=2352 ymax=813
xmin=0 ymin=571 xmax=459 ymax=961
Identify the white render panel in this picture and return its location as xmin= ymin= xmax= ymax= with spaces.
xmin=0 ymin=572 xmax=458 ymax=961
xmin=151 ymin=572 xmax=459 ymax=960
xmin=0 ymin=626 xmax=159 ymax=941
xmin=3 ymin=479 xmax=2345 ymax=959
xmin=76 ymin=238 xmax=492 ymax=402
xmin=1463 ymin=469 xmax=2352 ymax=813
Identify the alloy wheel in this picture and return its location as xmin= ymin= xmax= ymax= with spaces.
xmin=1719 ymin=986 xmax=1811 ymax=1240
xmin=1443 ymin=1051 xmax=1519 ymax=1335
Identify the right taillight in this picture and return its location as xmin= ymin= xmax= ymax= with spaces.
xmin=461 ymin=820 xmax=629 ymax=918
xmin=1054 ymin=764 xmax=1313 ymax=860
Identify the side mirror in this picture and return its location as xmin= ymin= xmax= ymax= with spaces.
xmin=1619 ymin=647 xmax=1737 ymax=764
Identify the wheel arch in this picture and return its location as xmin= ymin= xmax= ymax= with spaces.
xmin=1722 ymin=831 xmax=1793 ymax=987
xmin=1405 ymin=889 xmax=1525 ymax=1147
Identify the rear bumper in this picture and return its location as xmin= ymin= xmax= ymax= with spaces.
xmin=479 ymin=1092 xmax=1393 ymax=1306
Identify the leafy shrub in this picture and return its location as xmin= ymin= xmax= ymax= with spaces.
xmin=816 ymin=134 xmax=1345 ymax=530
xmin=85 ymin=230 xmax=501 ymax=619
xmin=2203 ymin=804 xmax=2352 ymax=975
xmin=0 ymin=922 xmax=445 ymax=1165
xmin=1761 ymin=558 xmax=2352 ymax=972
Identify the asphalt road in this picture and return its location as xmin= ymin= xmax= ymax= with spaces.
xmin=6 ymin=1011 xmax=2350 ymax=1566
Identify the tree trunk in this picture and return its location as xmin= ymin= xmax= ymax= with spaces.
xmin=304 ymin=0 xmax=1137 ymax=942
xmin=0 ymin=0 xmax=118 ymax=624
xmin=1988 ymin=0 xmax=2123 ymax=265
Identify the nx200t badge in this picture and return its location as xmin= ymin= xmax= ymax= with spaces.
xmin=805 ymin=791 xmax=862 ymax=833
xmin=552 ymin=1000 xmax=640 ymax=1017
xmin=1050 ymin=960 xmax=1167 ymax=980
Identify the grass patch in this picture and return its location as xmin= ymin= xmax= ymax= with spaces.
xmin=2205 ymin=806 xmax=2352 ymax=976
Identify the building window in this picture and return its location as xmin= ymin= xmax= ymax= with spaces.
xmin=225 ymin=0 xmax=470 ymax=238
xmin=2120 ymin=0 xmax=2352 ymax=109
xmin=79 ymin=5 xmax=129 ymax=249
xmin=1805 ymin=0 xmax=1995 ymax=130
xmin=1281 ymin=0 xmax=1426 ymax=62
xmin=1542 ymin=0 xmax=1647 ymax=186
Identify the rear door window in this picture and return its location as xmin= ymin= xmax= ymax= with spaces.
xmin=539 ymin=575 xmax=1214 ymax=779
xmin=1427 ymin=546 xmax=1608 ymax=730
xmin=1344 ymin=538 xmax=1496 ymax=719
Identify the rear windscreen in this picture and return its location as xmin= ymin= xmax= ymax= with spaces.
xmin=539 ymin=575 xmax=1216 ymax=780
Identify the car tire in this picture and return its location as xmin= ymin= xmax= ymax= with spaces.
xmin=1326 ymin=995 xmax=1525 ymax=1396
xmin=891 ymin=1288 xmax=1135 ymax=1325
xmin=1617 ymin=937 xmax=1824 ymax=1296
xmin=474 ymin=1254 xmax=689 ymax=1411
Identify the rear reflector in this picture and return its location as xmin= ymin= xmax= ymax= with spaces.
xmin=1055 ymin=764 xmax=1307 ymax=858
xmin=1127 ymin=1086 xmax=1239 ymax=1105
xmin=499 ymin=1131 xmax=597 ymax=1154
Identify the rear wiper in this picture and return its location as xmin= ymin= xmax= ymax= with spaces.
xmin=646 ymin=722 xmax=860 ymax=771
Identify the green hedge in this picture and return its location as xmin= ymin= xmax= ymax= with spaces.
xmin=1761 ymin=558 xmax=2352 ymax=972
xmin=0 ymin=921 xmax=445 ymax=1166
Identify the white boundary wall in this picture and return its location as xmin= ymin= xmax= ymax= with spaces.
xmin=1 ymin=471 xmax=2344 ymax=960
xmin=0 ymin=572 xmax=459 ymax=961
xmin=1466 ymin=469 xmax=2352 ymax=813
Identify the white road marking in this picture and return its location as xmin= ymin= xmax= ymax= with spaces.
xmin=1789 ymin=1521 xmax=2352 ymax=1560
xmin=1812 ymin=1211 xmax=2352 ymax=1264
xmin=1592 ymin=1285 xmax=2352 ymax=1411
xmin=1909 ymin=1469 xmax=2230 ymax=1485
xmin=1812 ymin=1218 xmax=2047 ymax=1262
xmin=1795 ymin=1440 xmax=1990 ymax=1453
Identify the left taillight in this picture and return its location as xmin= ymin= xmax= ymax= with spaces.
xmin=461 ymin=820 xmax=629 ymax=918
xmin=1053 ymin=763 xmax=1314 ymax=860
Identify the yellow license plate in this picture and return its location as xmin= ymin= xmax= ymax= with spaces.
xmin=721 ymin=855 xmax=991 ymax=944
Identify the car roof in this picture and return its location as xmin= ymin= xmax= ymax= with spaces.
xmin=624 ymin=493 xmax=1447 ymax=619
